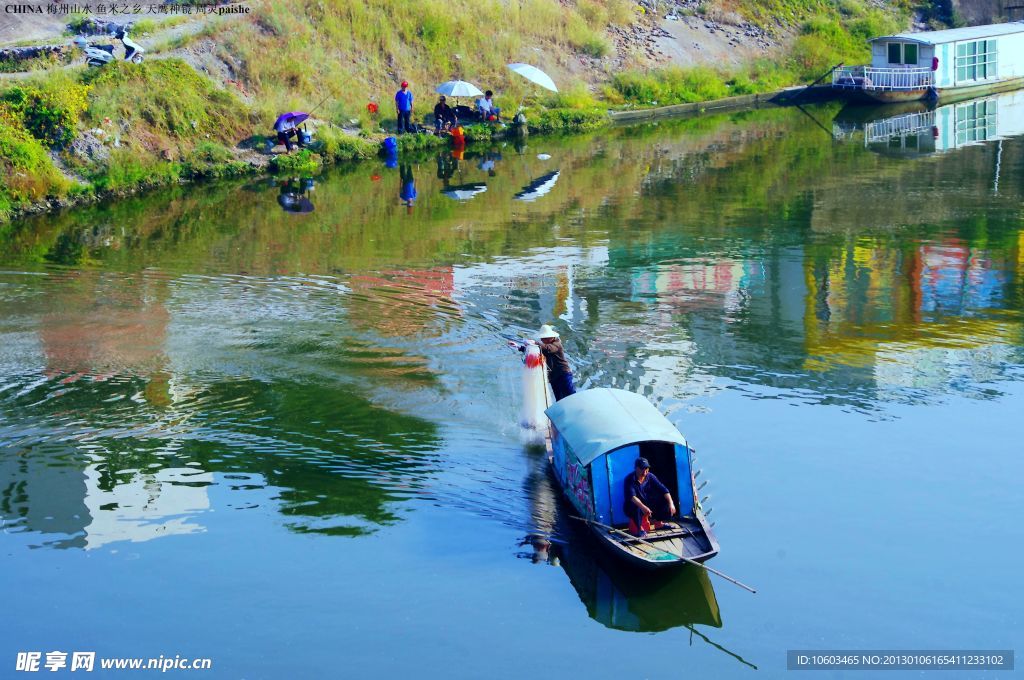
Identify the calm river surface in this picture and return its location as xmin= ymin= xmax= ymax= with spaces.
xmin=2 ymin=94 xmax=1022 ymax=678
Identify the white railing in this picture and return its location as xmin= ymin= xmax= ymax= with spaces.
xmin=864 ymin=110 xmax=936 ymax=144
xmin=832 ymin=65 xmax=934 ymax=91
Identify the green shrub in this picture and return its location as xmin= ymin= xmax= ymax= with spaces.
xmin=89 ymin=150 xmax=182 ymax=192
xmin=316 ymin=125 xmax=378 ymax=161
xmin=181 ymin=140 xmax=251 ymax=177
xmin=567 ymin=17 xmax=611 ymax=58
xmin=270 ymin=148 xmax=321 ymax=174
xmin=396 ymin=132 xmax=447 ymax=152
xmin=529 ymin=107 xmax=608 ymax=134
xmin=188 ymin=140 xmax=235 ymax=165
xmin=84 ymin=59 xmax=250 ymax=142
xmin=65 ymin=13 xmax=90 ymax=34
xmin=1 ymin=80 xmax=90 ymax=148
xmin=0 ymin=108 xmax=72 ymax=219
xmin=548 ymin=84 xmax=601 ymax=110
xmin=612 ymin=67 xmax=730 ymax=106
xmin=132 ymin=19 xmax=157 ymax=35
xmin=461 ymin=123 xmax=502 ymax=143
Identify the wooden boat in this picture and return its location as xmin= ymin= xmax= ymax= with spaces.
xmin=545 ymin=388 xmax=719 ymax=570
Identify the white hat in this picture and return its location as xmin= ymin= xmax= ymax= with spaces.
xmin=536 ymin=324 xmax=560 ymax=340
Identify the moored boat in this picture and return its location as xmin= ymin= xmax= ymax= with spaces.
xmin=833 ymin=22 xmax=1024 ymax=103
xmin=545 ymin=387 xmax=719 ymax=570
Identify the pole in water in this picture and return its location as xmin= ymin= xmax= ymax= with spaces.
xmin=570 ymin=515 xmax=757 ymax=594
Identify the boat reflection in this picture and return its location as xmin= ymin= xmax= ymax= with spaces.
xmin=518 ymin=447 xmax=755 ymax=668
xmin=834 ymin=89 xmax=1024 ymax=155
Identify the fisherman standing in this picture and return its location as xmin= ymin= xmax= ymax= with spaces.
xmin=509 ymin=323 xmax=577 ymax=401
xmin=395 ymin=80 xmax=414 ymax=134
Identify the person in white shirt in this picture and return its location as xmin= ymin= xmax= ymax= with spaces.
xmin=475 ymin=90 xmax=501 ymax=121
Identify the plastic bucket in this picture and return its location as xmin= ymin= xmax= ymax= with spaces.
xmin=383 ymin=136 xmax=398 ymax=152
xmin=300 ymin=130 xmax=312 ymax=145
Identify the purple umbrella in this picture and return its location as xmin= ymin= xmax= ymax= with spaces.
xmin=274 ymin=111 xmax=310 ymax=130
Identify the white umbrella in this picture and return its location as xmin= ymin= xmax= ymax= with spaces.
xmin=436 ymin=80 xmax=484 ymax=98
xmin=442 ymin=183 xmax=488 ymax=201
xmin=507 ymin=63 xmax=558 ymax=93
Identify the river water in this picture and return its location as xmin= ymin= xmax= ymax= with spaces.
xmin=1 ymin=94 xmax=1022 ymax=678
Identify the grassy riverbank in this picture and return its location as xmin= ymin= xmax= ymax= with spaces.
xmin=0 ymin=0 xmax=925 ymax=223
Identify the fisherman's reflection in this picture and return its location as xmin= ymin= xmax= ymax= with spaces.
xmin=476 ymin=147 xmax=503 ymax=177
xmin=517 ymin=445 xmax=564 ymax=566
xmin=277 ymin=177 xmax=315 ymax=213
xmin=436 ymin=151 xmax=458 ymax=188
xmin=399 ymin=162 xmax=417 ymax=212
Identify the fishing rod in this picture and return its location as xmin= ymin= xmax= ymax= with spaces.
xmin=306 ymin=88 xmax=339 ymax=119
xmin=570 ymin=515 xmax=757 ymax=594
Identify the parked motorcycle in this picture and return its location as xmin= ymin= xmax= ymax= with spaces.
xmin=74 ymin=30 xmax=144 ymax=67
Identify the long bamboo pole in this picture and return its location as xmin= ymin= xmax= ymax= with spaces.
xmin=570 ymin=515 xmax=757 ymax=594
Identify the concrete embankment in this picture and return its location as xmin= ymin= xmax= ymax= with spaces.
xmin=609 ymin=85 xmax=837 ymax=122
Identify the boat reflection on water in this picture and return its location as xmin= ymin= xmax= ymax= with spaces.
xmin=518 ymin=447 xmax=755 ymax=668
xmin=834 ymin=89 xmax=1024 ymax=156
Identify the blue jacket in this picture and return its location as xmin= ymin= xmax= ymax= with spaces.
xmin=395 ymin=89 xmax=414 ymax=112
xmin=622 ymin=471 xmax=668 ymax=515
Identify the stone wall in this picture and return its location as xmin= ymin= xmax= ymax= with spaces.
xmin=0 ymin=45 xmax=67 ymax=64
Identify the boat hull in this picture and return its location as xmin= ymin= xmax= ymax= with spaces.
xmin=842 ymin=88 xmax=931 ymax=103
xmin=590 ymin=514 xmax=720 ymax=571
xmin=837 ymin=76 xmax=1024 ymax=105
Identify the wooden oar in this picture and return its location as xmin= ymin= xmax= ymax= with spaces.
xmin=571 ymin=515 xmax=757 ymax=594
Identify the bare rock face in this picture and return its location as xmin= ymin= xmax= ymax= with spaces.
xmin=951 ymin=0 xmax=1004 ymax=25
xmin=69 ymin=131 xmax=111 ymax=165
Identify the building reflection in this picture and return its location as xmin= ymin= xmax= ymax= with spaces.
xmin=595 ymin=225 xmax=1022 ymax=406
xmin=801 ymin=236 xmax=1022 ymax=387
xmin=836 ymin=89 xmax=1024 ymax=156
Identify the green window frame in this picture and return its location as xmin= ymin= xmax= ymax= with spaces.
xmin=886 ymin=42 xmax=921 ymax=66
xmin=955 ymin=99 xmax=998 ymax=145
xmin=954 ymin=39 xmax=998 ymax=83
xmin=888 ymin=42 xmax=902 ymax=64
xmin=904 ymin=43 xmax=918 ymax=65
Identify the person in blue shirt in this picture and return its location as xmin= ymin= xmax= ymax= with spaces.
xmin=623 ymin=457 xmax=676 ymax=537
xmin=395 ymin=80 xmax=414 ymax=134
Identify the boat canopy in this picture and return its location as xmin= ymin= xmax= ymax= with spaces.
xmin=545 ymin=388 xmax=687 ymax=465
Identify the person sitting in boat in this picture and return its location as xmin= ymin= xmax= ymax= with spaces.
xmin=624 ymin=457 xmax=676 ymax=538
xmin=508 ymin=324 xmax=576 ymax=401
